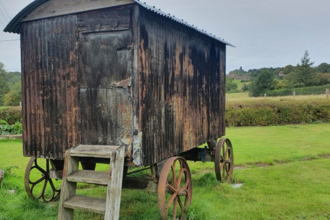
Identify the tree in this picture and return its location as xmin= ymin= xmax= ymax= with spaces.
xmin=283 ymin=65 xmax=294 ymax=75
xmin=0 ymin=62 xmax=10 ymax=106
xmin=286 ymin=50 xmax=315 ymax=87
xmin=226 ymin=77 xmax=238 ymax=92
xmin=316 ymin=63 xmax=330 ymax=73
xmin=4 ymin=81 xmax=22 ymax=106
xmin=249 ymin=69 xmax=275 ymax=97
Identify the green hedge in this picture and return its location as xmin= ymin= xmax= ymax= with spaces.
xmin=1 ymin=101 xmax=330 ymax=130
xmin=265 ymin=84 xmax=330 ymax=97
xmin=0 ymin=107 xmax=22 ymax=125
xmin=226 ymin=99 xmax=330 ymax=126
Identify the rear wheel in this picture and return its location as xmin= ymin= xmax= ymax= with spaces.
xmin=214 ymin=138 xmax=234 ymax=182
xmin=24 ymin=157 xmax=61 ymax=202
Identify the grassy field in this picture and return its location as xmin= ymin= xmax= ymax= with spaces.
xmin=1 ymin=124 xmax=330 ymax=220
xmin=226 ymin=91 xmax=329 ymax=102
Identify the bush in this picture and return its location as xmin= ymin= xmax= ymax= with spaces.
xmin=226 ymin=100 xmax=330 ymax=126
xmin=0 ymin=121 xmax=22 ymax=135
xmin=0 ymin=107 xmax=22 ymax=125
xmin=265 ymin=84 xmax=330 ymax=97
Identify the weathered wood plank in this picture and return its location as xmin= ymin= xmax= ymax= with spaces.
xmin=66 ymin=170 xmax=108 ymax=185
xmin=70 ymin=145 xmax=120 ymax=158
xmin=58 ymin=150 xmax=79 ymax=220
xmin=63 ymin=195 xmax=106 ymax=215
xmin=105 ymin=146 xmax=125 ymax=219
xmin=77 ymin=7 xmax=132 ymax=33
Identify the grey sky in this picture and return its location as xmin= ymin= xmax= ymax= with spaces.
xmin=0 ymin=0 xmax=329 ymax=73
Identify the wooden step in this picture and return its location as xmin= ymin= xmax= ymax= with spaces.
xmin=63 ymin=195 xmax=106 ymax=214
xmin=66 ymin=170 xmax=108 ymax=185
xmin=70 ymin=145 xmax=121 ymax=158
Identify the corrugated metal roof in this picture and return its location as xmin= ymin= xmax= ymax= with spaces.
xmin=3 ymin=0 xmax=49 ymax=34
xmin=4 ymin=0 xmax=234 ymax=47
xmin=134 ymin=0 xmax=234 ymax=47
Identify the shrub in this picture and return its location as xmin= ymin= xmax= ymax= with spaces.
xmin=0 ymin=107 xmax=22 ymax=125
xmin=226 ymin=100 xmax=330 ymax=126
xmin=265 ymin=84 xmax=330 ymax=97
xmin=0 ymin=121 xmax=22 ymax=135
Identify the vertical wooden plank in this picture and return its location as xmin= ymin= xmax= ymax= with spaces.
xmin=57 ymin=150 xmax=79 ymax=220
xmin=220 ymin=45 xmax=226 ymax=137
xmin=105 ymin=147 xmax=125 ymax=220
xmin=21 ymin=24 xmax=28 ymax=156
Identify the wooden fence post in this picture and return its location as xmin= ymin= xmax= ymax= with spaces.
xmin=293 ymin=91 xmax=296 ymax=99
xmin=326 ymin=89 xmax=329 ymax=99
xmin=264 ymin=93 xmax=266 ymax=99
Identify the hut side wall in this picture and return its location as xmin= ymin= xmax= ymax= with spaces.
xmin=21 ymin=16 xmax=79 ymax=159
xmin=137 ymin=7 xmax=226 ymax=165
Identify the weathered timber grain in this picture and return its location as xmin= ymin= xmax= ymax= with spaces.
xmin=137 ymin=7 xmax=226 ymax=165
xmin=63 ymin=195 xmax=106 ymax=215
xmin=21 ymin=15 xmax=79 ymax=159
xmin=66 ymin=170 xmax=108 ymax=185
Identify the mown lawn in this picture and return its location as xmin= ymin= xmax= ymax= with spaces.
xmin=0 ymin=124 xmax=330 ymax=220
xmin=226 ymin=92 xmax=329 ymax=102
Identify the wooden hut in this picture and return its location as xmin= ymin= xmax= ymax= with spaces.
xmin=5 ymin=0 xmax=233 ymax=167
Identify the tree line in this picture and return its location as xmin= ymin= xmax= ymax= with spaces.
xmin=228 ymin=51 xmax=330 ymax=96
xmin=0 ymin=62 xmax=21 ymax=106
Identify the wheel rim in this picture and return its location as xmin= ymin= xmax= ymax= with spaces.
xmin=158 ymin=157 xmax=192 ymax=220
xmin=24 ymin=157 xmax=61 ymax=202
xmin=215 ymin=138 xmax=234 ymax=181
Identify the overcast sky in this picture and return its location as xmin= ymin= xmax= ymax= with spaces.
xmin=0 ymin=0 xmax=329 ymax=73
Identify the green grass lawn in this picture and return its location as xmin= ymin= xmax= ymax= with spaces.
xmin=226 ymin=91 xmax=329 ymax=102
xmin=1 ymin=124 xmax=330 ymax=220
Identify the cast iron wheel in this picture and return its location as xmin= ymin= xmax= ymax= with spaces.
xmin=24 ymin=157 xmax=61 ymax=202
xmin=158 ymin=157 xmax=192 ymax=220
xmin=214 ymin=138 xmax=234 ymax=181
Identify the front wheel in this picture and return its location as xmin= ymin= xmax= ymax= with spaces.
xmin=158 ymin=157 xmax=192 ymax=220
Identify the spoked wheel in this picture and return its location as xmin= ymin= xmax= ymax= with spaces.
xmin=24 ymin=157 xmax=61 ymax=202
xmin=215 ymin=138 xmax=234 ymax=182
xmin=158 ymin=157 xmax=192 ymax=220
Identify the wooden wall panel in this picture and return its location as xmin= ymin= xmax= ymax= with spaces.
xmin=21 ymin=15 xmax=79 ymax=159
xmin=78 ymin=7 xmax=134 ymax=153
xmin=137 ymin=8 xmax=226 ymax=165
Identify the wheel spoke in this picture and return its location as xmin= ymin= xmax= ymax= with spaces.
xmin=172 ymin=197 xmax=178 ymax=220
xmin=170 ymin=164 xmax=177 ymax=187
xmin=184 ymin=178 xmax=190 ymax=189
xmin=177 ymin=195 xmax=184 ymax=210
xmin=166 ymin=193 xmax=177 ymax=209
xmin=166 ymin=182 xmax=177 ymax=194
xmin=176 ymin=165 xmax=184 ymax=188
xmin=31 ymin=165 xmax=48 ymax=176
xmin=30 ymin=175 xmax=46 ymax=185
xmin=40 ymin=178 xmax=48 ymax=199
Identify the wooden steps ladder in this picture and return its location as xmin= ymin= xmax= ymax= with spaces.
xmin=58 ymin=145 xmax=125 ymax=220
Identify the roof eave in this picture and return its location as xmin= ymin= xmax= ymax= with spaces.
xmin=3 ymin=0 xmax=50 ymax=34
